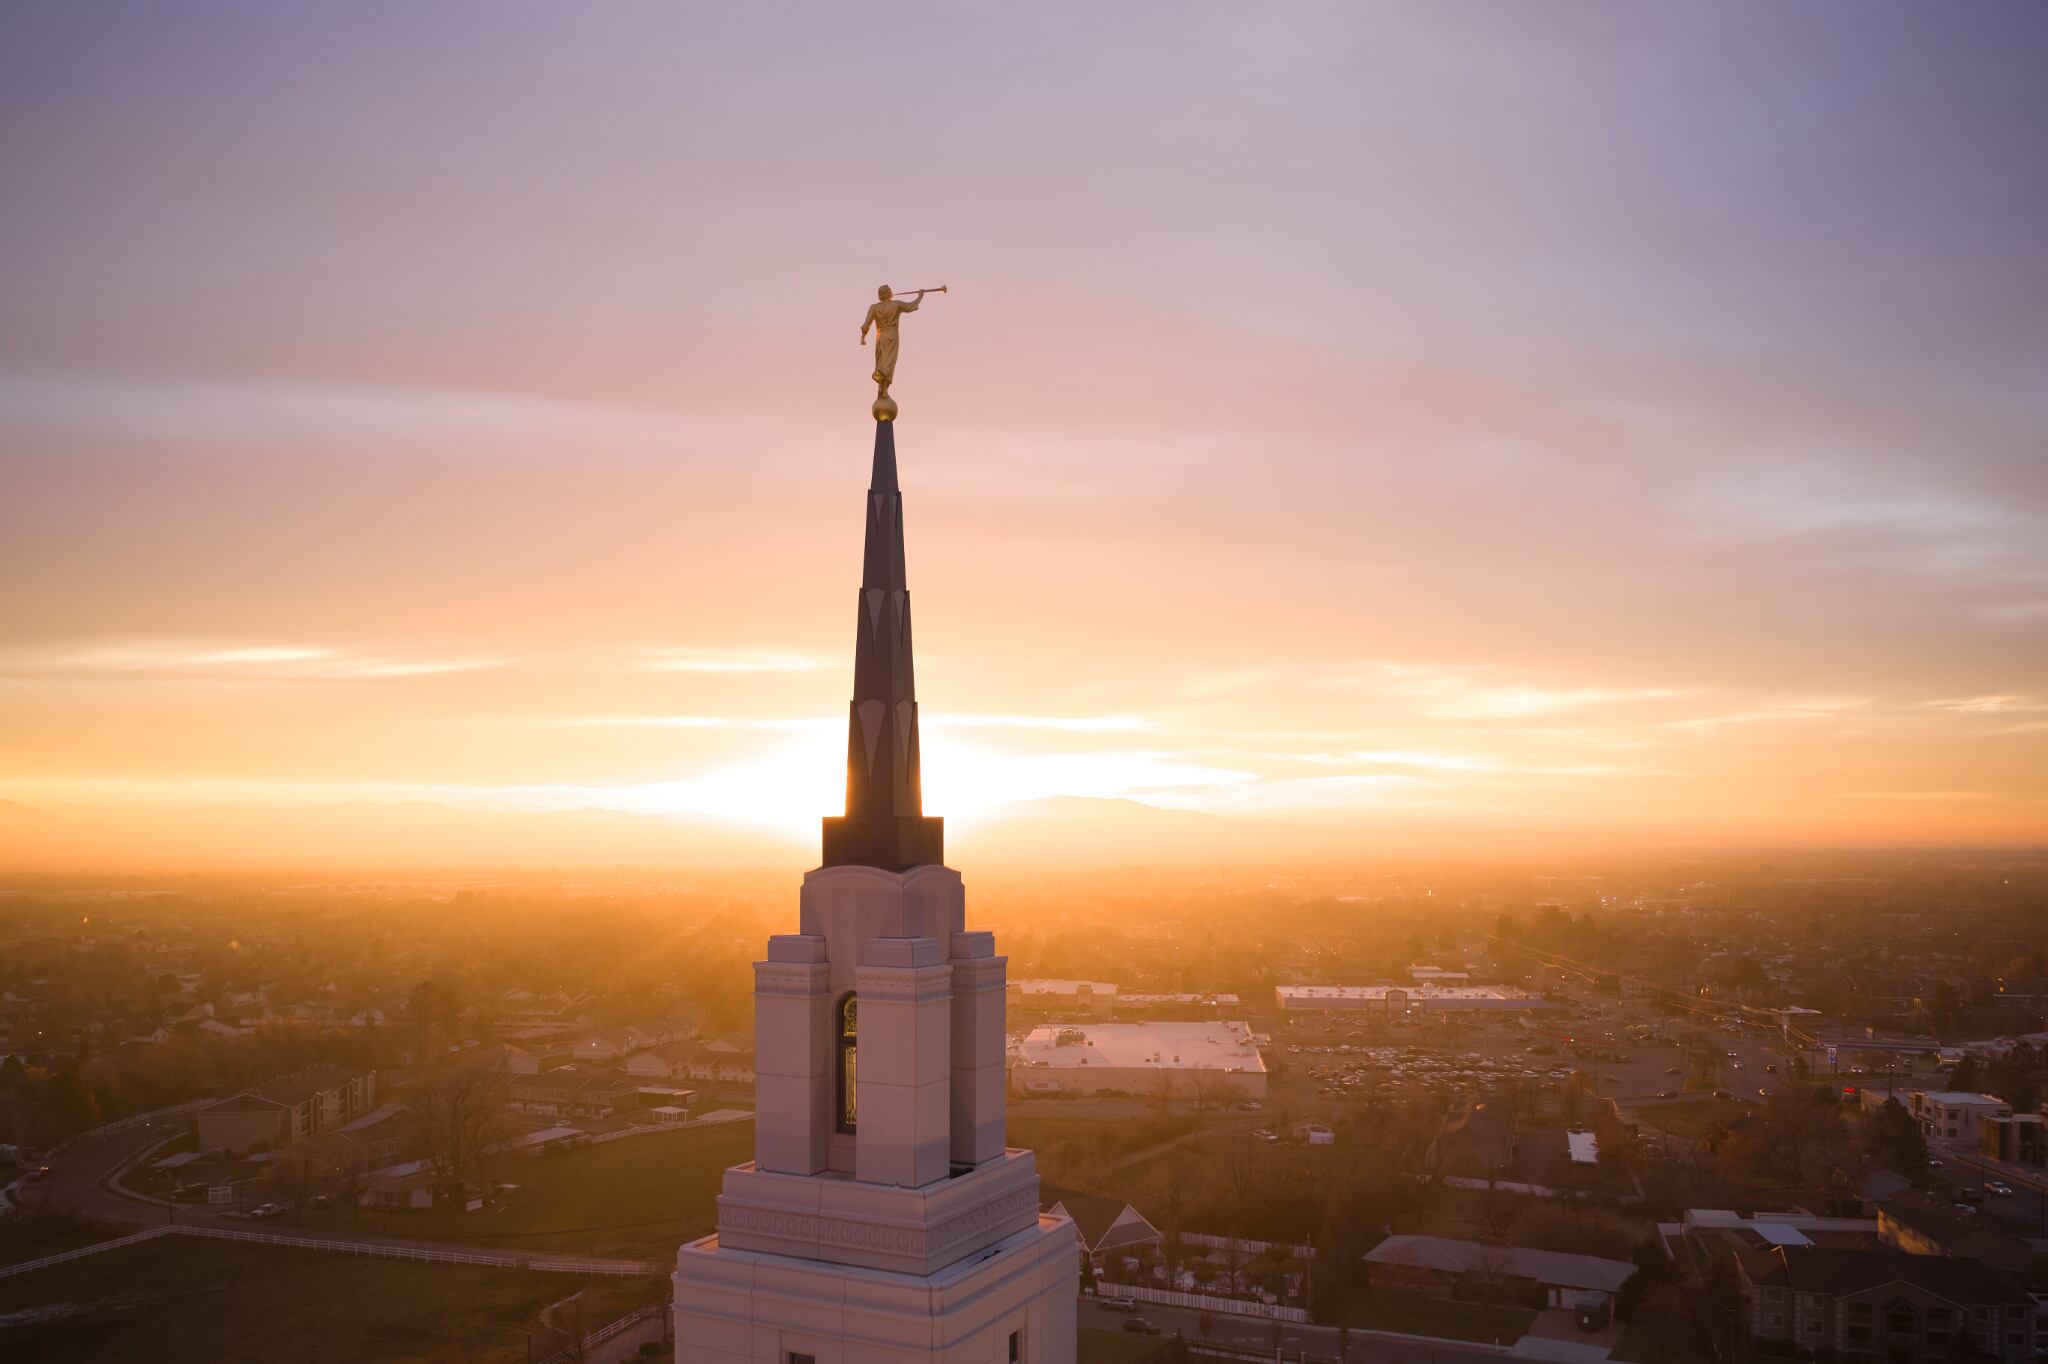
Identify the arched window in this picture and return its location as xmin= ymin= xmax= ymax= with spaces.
xmin=836 ymin=994 xmax=858 ymax=1132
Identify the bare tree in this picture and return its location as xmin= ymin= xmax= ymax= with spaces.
xmin=274 ymin=1140 xmax=331 ymax=1226
xmin=414 ymin=1056 xmax=513 ymax=1206
xmin=321 ymin=1132 xmax=376 ymax=1226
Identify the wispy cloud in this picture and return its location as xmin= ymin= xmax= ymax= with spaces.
xmin=1360 ymin=661 xmax=1686 ymax=720
xmin=0 ymin=640 xmax=508 ymax=681
xmin=0 ymin=372 xmax=686 ymax=447
xmin=1834 ymin=790 xmax=1990 ymax=802
xmin=563 ymin=712 xmax=1146 ymax=733
xmin=1923 ymin=694 xmax=2046 ymax=715
xmin=564 ymin=714 xmax=832 ymax=731
xmin=927 ymin=714 xmax=1149 ymax=733
xmin=1664 ymin=697 xmax=1867 ymax=733
xmin=638 ymin=649 xmax=824 ymax=674
xmin=1280 ymin=749 xmax=1503 ymax=772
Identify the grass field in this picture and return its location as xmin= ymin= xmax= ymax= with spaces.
xmin=0 ymin=1209 xmax=142 ymax=1268
xmin=0 ymin=1237 xmax=662 ymax=1363
xmin=291 ymin=1121 xmax=753 ymax=1260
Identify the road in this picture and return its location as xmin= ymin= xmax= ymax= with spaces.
xmin=1928 ymin=1144 xmax=2048 ymax=1236
xmin=1081 ymin=1297 xmax=1510 ymax=1363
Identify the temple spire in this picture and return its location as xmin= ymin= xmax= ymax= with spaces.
xmin=820 ymin=421 xmax=944 ymax=871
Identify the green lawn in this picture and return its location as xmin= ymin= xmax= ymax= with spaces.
xmin=291 ymin=1121 xmax=753 ymax=1261
xmin=1322 ymin=1289 xmax=1535 ymax=1344
xmin=0 ymin=1209 xmax=142 ymax=1268
xmin=0 ymin=1237 xmax=663 ymax=1363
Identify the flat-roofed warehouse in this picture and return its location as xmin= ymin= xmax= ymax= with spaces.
xmin=1274 ymin=984 xmax=1551 ymax=1013
xmin=1009 ymin=1021 xmax=1268 ymax=1100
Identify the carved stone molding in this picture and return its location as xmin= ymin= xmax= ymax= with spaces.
xmin=754 ymin=962 xmax=830 ymax=997
xmin=950 ymin=958 xmax=1006 ymax=992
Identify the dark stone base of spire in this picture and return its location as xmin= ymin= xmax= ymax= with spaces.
xmin=821 ymin=814 xmax=945 ymax=873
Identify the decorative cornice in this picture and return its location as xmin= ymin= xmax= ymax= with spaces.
xmin=854 ymin=965 xmax=952 ymax=1004
xmin=950 ymin=958 xmax=1006 ymax=992
xmin=754 ymin=962 xmax=830 ymax=997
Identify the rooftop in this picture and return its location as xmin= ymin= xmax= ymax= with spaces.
xmin=1009 ymin=979 xmax=1118 ymax=996
xmin=1739 ymin=1245 xmax=2030 ymax=1305
xmin=1365 ymin=1235 xmax=1633 ymax=1294
xmin=1012 ymin=1021 xmax=1266 ymax=1073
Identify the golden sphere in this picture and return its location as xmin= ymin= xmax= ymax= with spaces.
xmin=872 ymin=394 xmax=899 ymax=421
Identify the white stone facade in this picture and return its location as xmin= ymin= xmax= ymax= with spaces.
xmin=675 ymin=864 xmax=1077 ymax=1363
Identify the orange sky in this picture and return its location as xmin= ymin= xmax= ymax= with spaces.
xmin=2 ymin=5 xmax=2045 ymax=863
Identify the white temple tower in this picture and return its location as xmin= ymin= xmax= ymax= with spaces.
xmin=672 ymin=421 xmax=1078 ymax=1363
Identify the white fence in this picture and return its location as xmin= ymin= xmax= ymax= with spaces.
xmin=1107 ymin=1284 xmax=1309 ymax=1323
xmin=536 ymin=1302 xmax=666 ymax=1364
xmin=0 ymin=1223 xmax=662 ymax=1280
xmin=1181 ymin=1232 xmax=1315 ymax=1260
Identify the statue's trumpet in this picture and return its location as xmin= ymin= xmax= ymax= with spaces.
xmin=897 ymin=285 xmax=948 ymax=296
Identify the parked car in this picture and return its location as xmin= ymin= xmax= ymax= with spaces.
xmin=1987 ymin=1181 xmax=2015 ymax=1197
xmin=1100 ymin=1297 xmax=1138 ymax=1313
xmin=1928 ymin=1158 xmax=1945 ymax=1169
xmin=1122 ymin=1319 xmax=1163 ymax=1336
xmin=247 ymin=1202 xmax=284 ymax=1220
xmin=309 ymin=1193 xmax=333 ymax=1209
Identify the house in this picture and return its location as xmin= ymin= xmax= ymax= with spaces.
xmin=625 ymin=1041 xmax=700 ymax=1079
xmin=194 ymin=1063 xmax=377 ymax=1156
xmin=333 ymin=1103 xmax=421 ymax=1168
xmin=1043 ymin=1188 xmax=1162 ymax=1279
xmin=1363 ymin=1235 xmax=1633 ymax=1310
xmin=561 ymin=1029 xmax=642 ymax=1062
xmin=1877 ymin=1193 xmax=2033 ymax=1276
xmin=1737 ymin=1245 xmax=2037 ymax=1361
xmin=362 ymin=1160 xmax=436 ymax=1210
xmin=506 ymin=1068 xmax=641 ymax=1120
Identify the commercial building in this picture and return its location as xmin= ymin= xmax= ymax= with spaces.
xmin=1007 ymin=978 xmax=1117 ymax=1019
xmin=1907 ymin=1091 xmax=2011 ymax=1144
xmin=1274 ymin=983 xmax=1546 ymax=1014
xmin=1009 ymin=1021 xmax=1268 ymax=1100
xmin=1977 ymin=1112 xmax=2045 ymax=1167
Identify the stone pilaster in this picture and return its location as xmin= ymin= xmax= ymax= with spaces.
xmin=854 ymin=936 xmax=952 ymax=1188
xmin=948 ymin=930 xmax=1007 ymax=1168
xmin=753 ymin=934 xmax=832 ymax=1175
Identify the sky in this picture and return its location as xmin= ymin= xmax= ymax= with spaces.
xmin=3 ymin=2 xmax=2046 ymax=862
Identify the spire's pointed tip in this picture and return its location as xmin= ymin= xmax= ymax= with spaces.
xmin=870 ymin=419 xmax=899 ymax=494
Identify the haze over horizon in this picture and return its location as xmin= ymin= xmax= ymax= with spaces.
xmin=5 ymin=2 xmax=2047 ymax=866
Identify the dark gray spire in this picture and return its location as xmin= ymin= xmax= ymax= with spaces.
xmin=821 ymin=421 xmax=944 ymax=871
